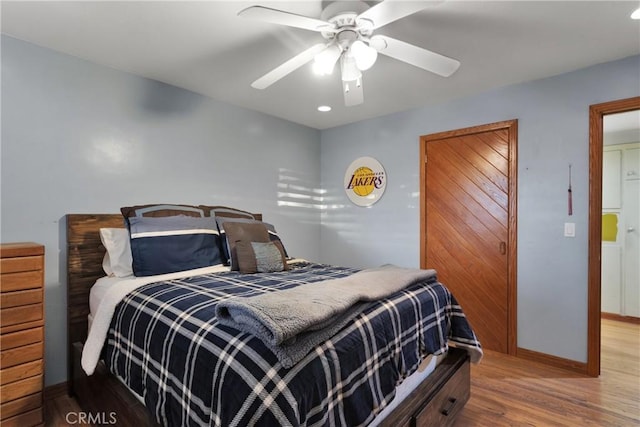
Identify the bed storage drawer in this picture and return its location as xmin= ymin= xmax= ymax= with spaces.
xmin=379 ymin=348 xmax=471 ymax=427
xmin=412 ymin=356 xmax=470 ymax=426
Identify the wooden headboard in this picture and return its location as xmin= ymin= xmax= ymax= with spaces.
xmin=67 ymin=215 xmax=124 ymax=344
xmin=67 ymin=214 xmax=124 ymax=391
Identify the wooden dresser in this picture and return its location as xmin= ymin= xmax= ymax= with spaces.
xmin=1 ymin=242 xmax=45 ymax=427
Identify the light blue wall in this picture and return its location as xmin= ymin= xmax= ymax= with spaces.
xmin=320 ymin=55 xmax=640 ymax=363
xmin=1 ymin=36 xmax=321 ymax=386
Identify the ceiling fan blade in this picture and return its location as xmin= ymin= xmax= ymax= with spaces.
xmin=251 ymin=43 xmax=327 ymax=90
xmin=357 ymin=0 xmax=444 ymax=30
xmin=372 ymin=35 xmax=460 ymax=77
xmin=238 ymin=6 xmax=334 ymax=32
xmin=343 ymin=79 xmax=364 ymax=107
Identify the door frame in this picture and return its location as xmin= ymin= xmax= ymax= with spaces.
xmin=419 ymin=119 xmax=518 ymax=355
xmin=587 ymin=96 xmax=640 ymax=377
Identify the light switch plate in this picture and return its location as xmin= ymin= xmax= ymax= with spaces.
xmin=564 ymin=222 xmax=576 ymax=237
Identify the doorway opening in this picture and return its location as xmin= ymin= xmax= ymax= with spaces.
xmin=587 ymin=96 xmax=640 ymax=377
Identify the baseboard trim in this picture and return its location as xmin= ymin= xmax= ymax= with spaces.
xmin=601 ymin=312 xmax=640 ymax=325
xmin=44 ymin=381 xmax=69 ymax=401
xmin=517 ymin=347 xmax=589 ymax=376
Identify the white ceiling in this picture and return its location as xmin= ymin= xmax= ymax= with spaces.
xmin=2 ymin=1 xmax=639 ymax=130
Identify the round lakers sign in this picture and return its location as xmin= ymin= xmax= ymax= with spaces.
xmin=344 ymin=157 xmax=387 ymax=207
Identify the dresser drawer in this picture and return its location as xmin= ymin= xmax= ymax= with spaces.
xmin=0 ymin=406 xmax=42 ymax=427
xmin=0 ymin=256 xmax=43 ymax=274
xmin=1 ymin=359 xmax=43 ymax=385
xmin=0 ymin=243 xmax=44 ymax=427
xmin=413 ymin=358 xmax=470 ymax=427
xmin=0 ymin=271 xmax=42 ymax=292
xmin=0 ymin=303 xmax=43 ymax=329
xmin=1 ymin=342 xmax=43 ymax=369
xmin=0 ymin=392 xmax=42 ymax=420
xmin=0 ymin=328 xmax=43 ymax=351
xmin=1 ymin=289 xmax=42 ymax=309
xmin=0 ymin=374 xmax=43 ymax=403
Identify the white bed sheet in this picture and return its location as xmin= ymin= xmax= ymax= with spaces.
xmin=88 ymin=258 xmax=309 ymax=317
xmin=89 ymin=266 xmax=220 ymax=315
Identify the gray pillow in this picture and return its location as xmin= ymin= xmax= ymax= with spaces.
xmin=236 ymin=241 xmax=289 ymax=274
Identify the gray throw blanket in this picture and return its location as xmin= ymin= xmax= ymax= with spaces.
xmin=216 ymin=265 xmax=437 ymax=368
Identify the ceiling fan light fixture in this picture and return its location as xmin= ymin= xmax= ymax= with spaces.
xmin=340 ymin=54 xmax=362 ymax=82
xmin=313 ymin=44 xmax=342 ymax=75
xmin=632 ymin=7 xmax=640 ymax=19
xmin=239 ymin=1 xmax=461 ymax=107
xmin=351 ymin=40 xmax=378 ymax=71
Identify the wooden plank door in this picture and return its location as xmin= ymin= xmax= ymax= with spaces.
xmin=420 ymin=120 xmax=517 ymax=354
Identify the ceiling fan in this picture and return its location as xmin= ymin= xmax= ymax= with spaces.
xmin=238 ymin=1 xmax=460 ymax=107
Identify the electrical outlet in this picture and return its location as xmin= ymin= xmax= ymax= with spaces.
xmin=564 ymin=222 xmax=576 ymax=237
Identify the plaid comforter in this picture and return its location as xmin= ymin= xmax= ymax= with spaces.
xmin=104 ymin=262 xmax=481 ymax=427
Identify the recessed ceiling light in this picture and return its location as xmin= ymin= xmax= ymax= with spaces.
xmin=632 ymin=7 xmax=640 ymax=19
xmin=317 ymin=105 xmax=332 ymax=112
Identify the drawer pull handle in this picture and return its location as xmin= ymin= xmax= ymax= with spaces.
xmin=441 ymin=397 xmax=458 ymax=416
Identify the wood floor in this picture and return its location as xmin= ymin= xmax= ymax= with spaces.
xmin=455 ymin=319 xmax=639 ymax=426
xmin=44 ymin=319 xmax=639 ymax=426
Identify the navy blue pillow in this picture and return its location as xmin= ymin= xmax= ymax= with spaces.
xmin=129 ymin=216 xmax=222 ymax=277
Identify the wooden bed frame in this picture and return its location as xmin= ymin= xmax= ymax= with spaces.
xmin=66 ymin=213 xmax=471 ymax=427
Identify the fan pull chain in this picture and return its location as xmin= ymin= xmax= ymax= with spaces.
xmin=568 ymin=164 xmax=573 ymax=216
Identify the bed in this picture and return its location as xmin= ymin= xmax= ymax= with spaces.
xmin=66 ymin=211 xmax=481 ymax=427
